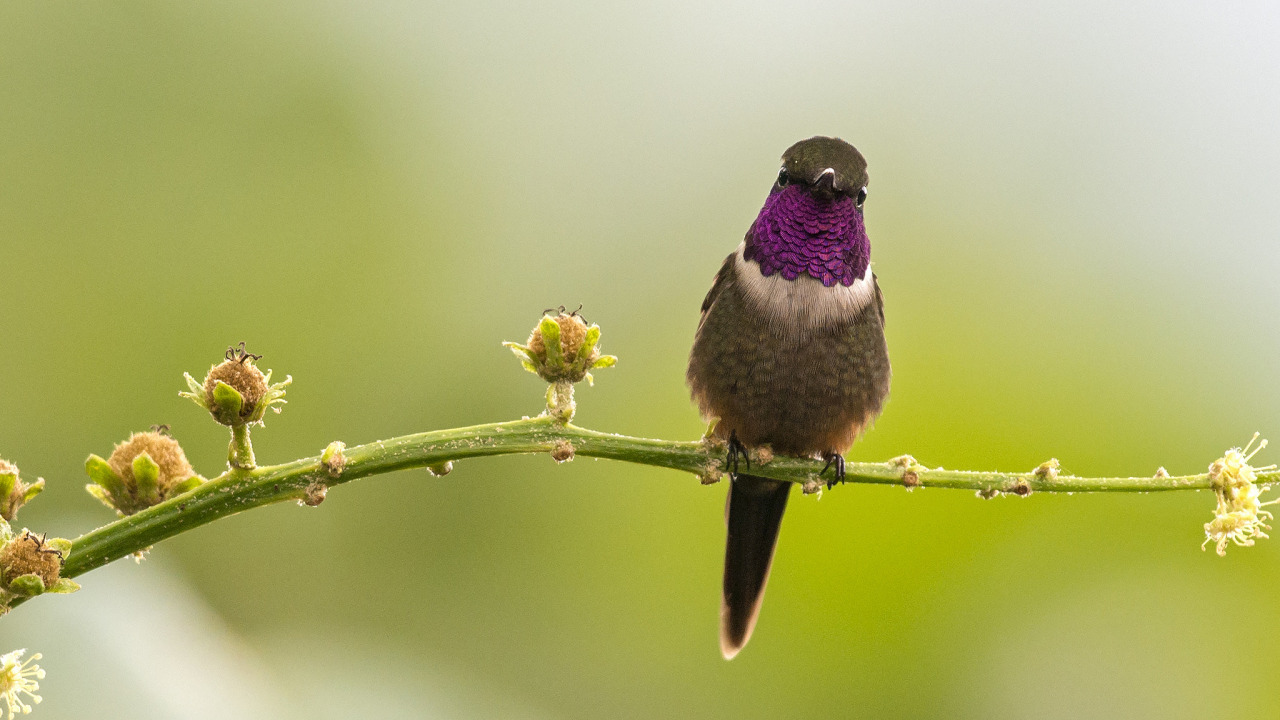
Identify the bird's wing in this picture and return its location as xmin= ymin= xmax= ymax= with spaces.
xmin=873 ymin=272 xmax=885 ymax=326
xmin=700 ymin=251 xmax=738 ymax=317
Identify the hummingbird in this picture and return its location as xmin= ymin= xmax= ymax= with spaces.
xmin=686 ymin=136 xmax=891 ymax=658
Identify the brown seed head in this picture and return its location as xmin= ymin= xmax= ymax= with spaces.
xmin=0 ymin=532 xmax=61 ymax=590
xmin=204 ymin=359 xmax=268 ymax=424
xmin=108 ymin=431 xmax=195 ymax=495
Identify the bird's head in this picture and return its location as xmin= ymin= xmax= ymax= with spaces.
xmin=743 ymin=136 xmax=872 ymax=287
xmin=775 ymin=136 xmax=868 ymax=207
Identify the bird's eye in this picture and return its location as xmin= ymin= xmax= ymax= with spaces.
xmin=855 ymin=186 xmax=867 ymax=208
xmin=777 ymin=168 xmax=789 ymax=187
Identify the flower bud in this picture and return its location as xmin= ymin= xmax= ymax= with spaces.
xmin=0 ymin=459 xmax=43 ymax=523
xmin=181 ymin=342 xmax=291 ymax=426
xmin=505 ymin=309 xmax=617 ymax=385
xmin=321 ymin=441 xmax=347 ymax=478
xmin=85 ymin=431 xmax=203 ymax=516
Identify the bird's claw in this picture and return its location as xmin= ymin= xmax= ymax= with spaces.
xmin=820 ymin=452 xmax=845 ymax=489
xmin=726 ymin=431 xmax=750 ymax=478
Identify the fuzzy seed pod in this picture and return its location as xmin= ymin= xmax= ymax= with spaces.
xmin=505 ymin=310 xmax=617 ymax=385
xmin=528 ymin=314 xmax=593 ymax=369
xmin=85 ymin=431 xmax=203 ymax=516
xmin=108 ymin=432 xmax=194 ymax=494
xmin=0 ymin=533 xmax=62 ymax=594
xmin=204 ymin=360 xmax=269 ymax=425
xmin=181 ymin=343 xmax=291 ymax=427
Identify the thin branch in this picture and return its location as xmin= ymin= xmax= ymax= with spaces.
xmin=9 ymin=413 xmax=1272 ymax=612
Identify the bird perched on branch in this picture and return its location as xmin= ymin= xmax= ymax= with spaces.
xmin=687 ymin=136 xmax=891 ymax=658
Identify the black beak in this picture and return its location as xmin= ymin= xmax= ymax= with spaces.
xmin=813 ymin=168 xmax=837 ymax=199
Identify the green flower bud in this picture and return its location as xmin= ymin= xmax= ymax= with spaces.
xmin=181 ymin=343 xmax=291 ymax=427
xmin=0 ymin=459 xmax=44 ymax=523
xmin=321 ymin=441 xmax=347 ymax=478
xmin=85 ymin=431 xmax=203 ymax=516
xmin=505 ymin=309 xmax=617 ymax=385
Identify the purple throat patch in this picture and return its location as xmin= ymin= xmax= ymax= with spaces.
xmin=743 ymin=185 xmax=870 ymax=287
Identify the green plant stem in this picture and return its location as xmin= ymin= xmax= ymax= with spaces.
xmin=11 ymin=415 xmax=1278 ymax=611
xmin=229 ymin=424 xmax=255 ymax=469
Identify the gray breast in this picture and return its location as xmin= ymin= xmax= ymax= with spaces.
xmin=687 ymin=247 xmax=891 ymax=456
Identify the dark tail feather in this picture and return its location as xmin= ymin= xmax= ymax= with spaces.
xmin=720 ymin=474 xmax=791 ymax=659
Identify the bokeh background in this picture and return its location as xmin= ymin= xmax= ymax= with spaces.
xmin=2 ymin=1 xmax=1279 ymax=718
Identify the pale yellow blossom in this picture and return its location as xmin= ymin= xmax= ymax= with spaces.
xmin=1203 ymin=434 xmax=1278 ymax=556
xmin=0 ymin=649 xmax=43 ymax=718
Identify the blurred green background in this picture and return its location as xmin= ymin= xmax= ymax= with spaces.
xmin=2 ymin=1 xmax=1279 ymax=718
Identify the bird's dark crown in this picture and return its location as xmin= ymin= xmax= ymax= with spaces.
xmin=779 ymin=136 xmax=868 ymax=198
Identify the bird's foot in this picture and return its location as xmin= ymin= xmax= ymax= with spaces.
xmin=726 ymin=431 xmax=750 ymax=477
xmin=820 ymin=452 xmax=845 ymax=489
